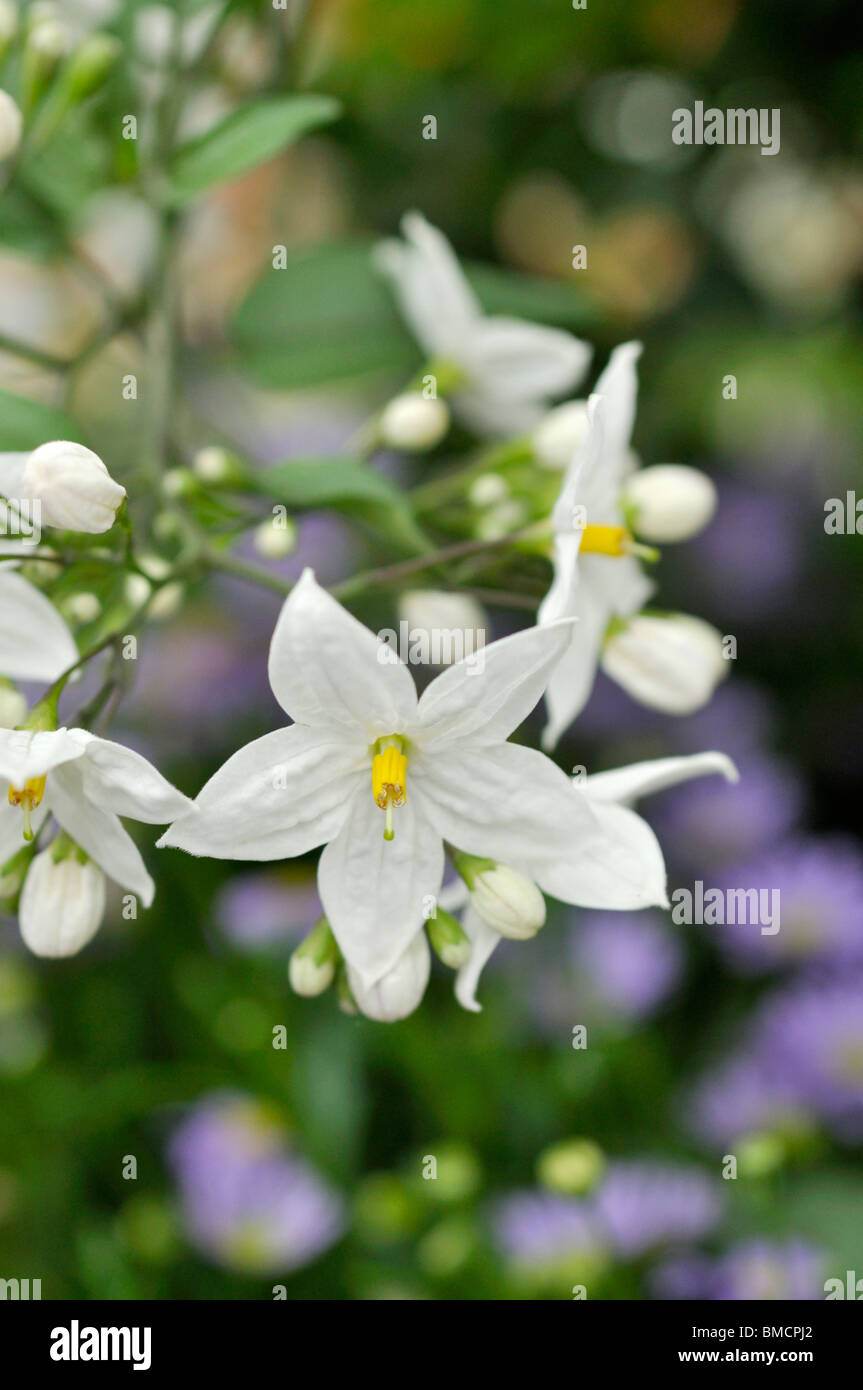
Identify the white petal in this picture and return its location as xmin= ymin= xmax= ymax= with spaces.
xmin=540 ymin=579 xmax=608 ymax=749
xmin=268 ymin=569 xmax=418 ymax=736
xmin=535 ymin=796 xmax=668 ymax=911
xmin=0 ymin=571 xmax=78 ymax=683
xmin=0 ymin=727 xmax=86 ymax=785
xmin=375 ymin=212 xmax=479 ymax=358
xmin=584 ymin=752 xmax=739 ymax=806
xmin=415 ymin=619 xmax=575 ymax=749
xmin=593 ymin=340 xmax=642 ymax=472
xmin=48 ymin=764 xmax=155 ymax=905
xmin=317 ymin=783 xmax=444 ymax=987
xmin=452 ymin=388 xmax=547 ymax=438
xmin=67 ymin=730 xmax=192 ymax=823
xmin=417 ymin=741 xmax=595 ymax=871
xmin=460 ymin=316 xmax=591 ymax=402
xmin=348 ymin=930 xmax=431 ymax=1022
xmin=0 ymin=452 xmax=28 ymax=496
xmin=159 ymin=724 xmax=363 ymax=859
xmin=0 ymin=799 xmax=47 ymax=867
xmin=455 ymin=905 xmax=503 ymax=1013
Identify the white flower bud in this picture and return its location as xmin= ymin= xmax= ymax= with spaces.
xmin=192 ymin=446 xmax=233 ymax=482
xmin=125 ymin=573 xmax=153 ymax=607
xmin=623 ymin=465 xmax=717 ymax=543
xmin=348 ymin=931 xmax=431 ymax=1022
xmin=21 ymin=441 xmax=126 ymax=533
xmin=468 ymin=473 xmax=509 ymax=507
xmin=0 ymin=89 xmax=22 ymax=161
xmin=601 ymin=612 xmax=728 ymax=715
xmin=532 ymin=400 xmax=590 ymax=469
xmin=469 ymin=864 xmax=546 ymax=940
xmin=379 ymin=392 xmax=450 ymax=452
xmin=147 ymin=581 xmax=184 ymax=621
xmin=289 ymin=919 xmax=338 ymax=997
xmin=62 ymin=592 xmax=101 ymax=625
xmin=0 ymin=1 xmax=19 ymax=47
xmin=254 ymin=517 xmax=297 ymax=560
xmin=0 ymin=681 xmax=27 ymax=730
xmin=19 ymin=849 xmax=106 ymax=957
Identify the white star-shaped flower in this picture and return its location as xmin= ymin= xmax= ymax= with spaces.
xmin=0 ymin=728 xmax=191 ymax=906
xmin=161 ymin=569 xmax=674 ymax=990
xmin=376 ymin=212 xmax=592 ymax=437
xmin=538 ymin=342 xmax=723 ymax=747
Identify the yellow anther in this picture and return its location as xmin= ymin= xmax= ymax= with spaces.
xmin=579 ymin=523 xmax=631 ymax=557
xmin=8 ymin=775 xmax=47 ymax=843
xmin=372 ymin=739 xmax=407 ymax=842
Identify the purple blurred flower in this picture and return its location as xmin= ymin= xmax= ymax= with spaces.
xmin=695 ymin=480 xmax=804 ymax=621
xmin=653 ymin=1240 xmax=824 ymax=1300
xmin=593 ymin=1160 xmax=722 ymax=1258
xmin=670 ymin=680 xmax=774 ymax=762
xmin=650 ymin=754 xmax=803 ymax=871
xmin=490 ymin=1191 xmax=603 ymax=1270
xmin=688 ymin=1054 xmax=808 ymax=1148
xmin=714 ymin=837 xmax=863 ymax=973
xmin=214 ymin=869 xmax=321 ymax=950
xmin=168 ymin=1093 xmax=345 ymax=1275
xmin=570 ymin=913 xmax=683 ymax=1020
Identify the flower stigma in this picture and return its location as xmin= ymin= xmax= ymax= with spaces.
xmin=8 ymin=775 xmax=47 ymax=842
xmin=372 ymin=737 xmax=407 ymax=842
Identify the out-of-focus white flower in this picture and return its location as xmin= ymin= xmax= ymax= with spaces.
xmin=146 ymin=581 xmax=184 ymax=621
xmin=379 ymin=391 xmax=450 ymax=452
xmin=468 ymin=474 xmax=510 ymax=507
xmin=192 ymin=446 xmax=233 ymax=482
xmin=0 ymin=441 xmax=127 ymax=534
xmin=0 ymin=681 xmax=27 ymax=730
xmin=0 ymin=570 xmax=77 ymax=684
xmin=62 ymin=592 xmax=101 ymax=625
xmin=19 ymin=844 xmax=106 ymax=957
xmin=533 ymin=400 xmax=591 ymax=469
xmin=124 ymin=573 xmax=153 ymax=607
xmin=0 ymin=1 xmax=19 ymax=47
xmin=600 ymin=613 xmax=728 ymax=715
xmin=253 ymin=517 xmax=297 ymax=560
xmin=0 ymin=89 xmax=22 ymax=161
xmin=376 ymin=213 xmax=591 ymax=437
xmin=347 ymin=930 xmax=431 ymax=1022
xmin=623 ymin=464 xmax=717 ymax=543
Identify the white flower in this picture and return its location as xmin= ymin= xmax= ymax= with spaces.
xmin=19 ymin=847 xmax=106 ymax=957
xmin=623 ymin=464 xmax=717 ymax=543
xmin=0 ymin=569 xmax=78 ymax=684
xmin=379 ymin=391 xmax=450 ymax=452
xmin=161 ymin=569 xmax=671 ymax=992
xmin=376 ymin=213 xmax=591 ymax=437
xmin=347 ymin=930 xmax=431 ymax=1022
xmin=20 ymin=441 xmax=126 ymax=533
xmin=532 ymin=400 xmax=591 ymax=469
xmin=600 ymin=613 xmax=729 ymax=715
xmin=0 ymin=88 xmax=22 ymax=161
xmin=0 ymin=727 xmax=191 ymax=907
xmin=453 ymin=751 xmax=738 ymax=1011
xmin=538 ymin=342 xmax=654 ymax=747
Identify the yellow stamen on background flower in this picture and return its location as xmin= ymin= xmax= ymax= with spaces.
xmin=8 ymin=775 xmax=47 ymax=842
xmin=372 ymin=738 xmax=407 ymax=842
xmin=579 ymin=523 xmax=660 ymax=564
xmin=579 ymin=523 xmax=630 ymax=556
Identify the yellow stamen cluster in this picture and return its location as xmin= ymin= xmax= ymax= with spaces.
xmin=372 ymin=740 xmax=407 ymax=842
xmin=8 ymin=775 xmax=47 ymax=842
xmin=579 ymin=523 xmax=631 ymax=557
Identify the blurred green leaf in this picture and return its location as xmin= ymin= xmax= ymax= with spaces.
xmin=231 ymin=238 xmax=595 ymax=391
xmin=0 ymin=388 xmax=80 ymax=450
xmin=165 ymin=95 xmax=342 ymax=205
xmin=244 ymin=456 xmax=432 ymax=553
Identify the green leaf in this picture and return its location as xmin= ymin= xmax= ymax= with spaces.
xmin=243 ymin=456 xmax=431 ymax=554
xmin=231 ymin=238 xmax=596 ymax=392
xmin=165 ymin=95 xmax=341 ymax=205
xmin=0 ymin=388 xmax=80 ymax=451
